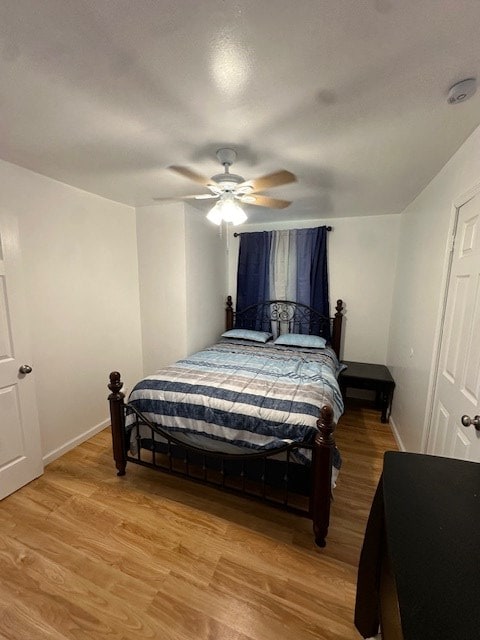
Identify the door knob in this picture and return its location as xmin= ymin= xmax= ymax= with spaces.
xmin=19 ymin=364 xmax=32 ymax=375
xmin=461 ymin=414 xmax=480 ymax=431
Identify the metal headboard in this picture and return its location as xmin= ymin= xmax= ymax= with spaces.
xmin=225 ymin=297 xmax=344 ymax=359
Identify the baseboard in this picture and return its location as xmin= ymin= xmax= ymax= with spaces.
xmin=388 ymin=415 xmax=406 ymax=451
xmin=43 ymin=418 xmax=110 ymax=466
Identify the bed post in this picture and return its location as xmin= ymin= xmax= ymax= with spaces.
xmin=226 ymin=295 xmax=234 ymax=330
xmin=331 ymin=299 xmax=344 ymax=359
xmin=310 ymin=404 xmax=336 ymax=547
xmin=108 ymin=371 xmax=127 ymax=476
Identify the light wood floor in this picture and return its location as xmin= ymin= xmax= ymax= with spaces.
xmin=0 ymin=401 xmax=397 ymax=640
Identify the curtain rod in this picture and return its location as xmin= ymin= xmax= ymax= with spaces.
xmin=233 ymin=226 xmax=332 ymax=238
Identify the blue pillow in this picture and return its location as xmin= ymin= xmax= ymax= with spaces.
xmin=221 ymin=329 xmax=273 ymax=343
xmin=274 ymin=333 xmax=327 ymax=348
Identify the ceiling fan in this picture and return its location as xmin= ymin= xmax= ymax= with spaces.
xmin=154 ymin=148 xmax=297 ymax=225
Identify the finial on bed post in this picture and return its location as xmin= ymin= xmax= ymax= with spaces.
xmin=331 ymin=299 xmax=344 ymax=360
xmin=108 ymin=371 xmax=127 ymax=476
xmin=226 ymin=295 xmax=234 ymax=330
xmin=311 ymin=404 xmax=336 ymax=547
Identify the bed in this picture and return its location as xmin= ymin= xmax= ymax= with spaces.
xmin=108 ymin=297 xmax=345 ymax=546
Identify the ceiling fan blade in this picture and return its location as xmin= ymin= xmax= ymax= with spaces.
xmin=153 ymin=194 xmax=218 ymax=202
xmin=168 ymin=165 xmax=214 ymax=188
xmin=239 ymin=170 xmax=296 ymax=193
xmin=240 ymin=194 xmax=292 ymax=209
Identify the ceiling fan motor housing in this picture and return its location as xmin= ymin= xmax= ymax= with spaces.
xmin=211 ymin=172 xmax=245 ymax=185
xmin=212 ymin=148 xmax=246 ymax=188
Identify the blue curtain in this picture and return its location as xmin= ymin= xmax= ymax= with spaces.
xmin=236 ymin=231 xmax=271 ymax=311
xmin=236 ymin=226 xmax=330 ymax=333
xmin=307 ymin=226 xmax=330 ymax=317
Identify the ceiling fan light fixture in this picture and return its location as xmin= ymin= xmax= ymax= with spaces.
xmin=231 ymin=208 xmax=248 ymax=226
xmin=206 ymin=202 xmax=224 ymax=225
xmin=206 ymin=197 xmax=247 ymax=226
xmin=222 ymin=199 xmax=247 ymax=225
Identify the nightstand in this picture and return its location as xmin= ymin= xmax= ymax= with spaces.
xmin=339 ymin=361 xmax=395 ymax=423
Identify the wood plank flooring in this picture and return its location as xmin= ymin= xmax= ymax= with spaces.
xmin=0 ymin=400 xmax=397 ymax=640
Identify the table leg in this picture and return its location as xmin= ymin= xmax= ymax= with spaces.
xmin=381 ymin=390 xmax=389 ymax=423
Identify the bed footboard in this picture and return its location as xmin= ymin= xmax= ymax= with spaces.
xmin=311 ymin=405 xmax=336 ymax=547
xmin=108 ymin=371 xmax=127 ymax=476
xmin=107 ymin=371 xmax=337 ymax=547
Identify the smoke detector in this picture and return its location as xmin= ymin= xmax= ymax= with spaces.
xmin=447 ymin=78 xmax=477 ymax=105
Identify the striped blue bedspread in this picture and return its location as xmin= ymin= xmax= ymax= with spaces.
xmin=126 ymin=340 xmax=344 ymax=462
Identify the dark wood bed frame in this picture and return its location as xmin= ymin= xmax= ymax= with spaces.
xmin=108 ymin=298 xmax=344 ymax=547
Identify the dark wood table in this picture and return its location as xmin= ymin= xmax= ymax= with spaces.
xmin=355 ymin=452 xmax=480 ymax=639
xmin=339 ymin=361 xmax=395 ymax=422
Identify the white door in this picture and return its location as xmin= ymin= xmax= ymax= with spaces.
xmin=0 ymin=213 xmax=43 ymax=499
xmin=427 ymin=193 xmax=480 ymax=461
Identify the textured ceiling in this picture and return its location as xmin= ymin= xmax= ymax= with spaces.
xmin=2 ymin=0 xmax=480 ymax=222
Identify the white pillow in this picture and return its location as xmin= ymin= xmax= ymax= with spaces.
xmin=221 ymin=329 xmax=273 ymax=343
xmin=274 ymin=333 xmax=327 ymax=348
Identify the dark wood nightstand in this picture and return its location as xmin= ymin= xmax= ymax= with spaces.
xmin=339 ymin=361 xmax=395 ymax=423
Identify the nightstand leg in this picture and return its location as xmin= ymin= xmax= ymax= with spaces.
xmin=381 ymin=391 xmax=388 ymax=423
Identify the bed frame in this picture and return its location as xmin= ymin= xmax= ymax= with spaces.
xmin=108 ymin=298 xmax=344 ymax=547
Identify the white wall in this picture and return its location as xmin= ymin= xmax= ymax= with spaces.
xmin=136 ymin=203 xmax=188 ymax=374
xmin=185 ymin=209 xmax=227 ymax=355
xmin=227 ymin=215 xmax=400 ymax=363
xmin=388 ymin=123 xmax=480 ymax=453
xmin=0 ymin=159 xmax=143 ymax=463
xmin=136 ymin=203 xmax=227 ymax=375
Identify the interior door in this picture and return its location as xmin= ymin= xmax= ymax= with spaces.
xmin=427 ymin=193 xmax=480 ymax=461
xmin=0 ymin=213 xmax=43 ymax=499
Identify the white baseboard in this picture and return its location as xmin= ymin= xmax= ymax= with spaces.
xmin=43 ymin=418 xmax=110 ymax=466
xmin=388 ymin=415 xmax=405 ymax=451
